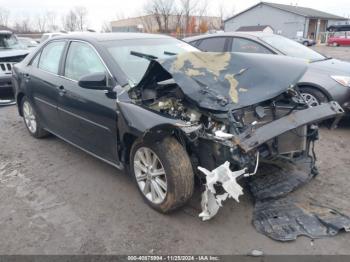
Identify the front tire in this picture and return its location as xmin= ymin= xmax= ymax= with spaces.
xmin=130 ymin=136 xmax=194 ymax=213
xmin=300 ymin=87 xmax=328 ymax=107
xmin=21 ymin=97 xmax=49 ymax=138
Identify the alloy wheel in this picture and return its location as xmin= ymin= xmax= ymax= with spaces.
xmin=23 ymin=101 xmax=37 ymax=134
xmin=301 ymin=93 xmax=320 ymax=107
xmin=134 ymin=147 xmax=167 ymax=204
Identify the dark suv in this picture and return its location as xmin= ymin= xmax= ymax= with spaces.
xmin=0 ymin=30 xmax=28 ymax=105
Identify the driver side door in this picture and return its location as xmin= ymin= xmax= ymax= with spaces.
xmin=57 ymin=41 xmax=119 ymax=163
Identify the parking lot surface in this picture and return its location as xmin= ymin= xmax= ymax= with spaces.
xmin=0 ymin=46 xmax=349 ymax=255
xmin=312 ymin=45 xmax=350 ymax=62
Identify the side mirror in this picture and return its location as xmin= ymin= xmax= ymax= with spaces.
xmin=78 ymin=72 xmax=111 ymax=91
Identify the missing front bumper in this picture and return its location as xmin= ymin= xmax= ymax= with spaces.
xmin=238 ymin=101 xmax=344 ymax=152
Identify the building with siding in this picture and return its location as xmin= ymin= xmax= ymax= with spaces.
xmin=224 ymin=2 xmax=347 ymax=40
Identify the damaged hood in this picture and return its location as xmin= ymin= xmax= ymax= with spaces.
xmin=135 ymin=52 xmax=308 ymax=112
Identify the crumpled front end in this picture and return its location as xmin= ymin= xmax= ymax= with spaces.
xmin=126 ymin=52 xmax=344 ymax=220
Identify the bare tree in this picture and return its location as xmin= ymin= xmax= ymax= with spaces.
xmin=179 ymin=0 xmax=199 ymax=34
xmin=62 ymin=10 xmax=78 ymax=32
xmin=144 ymin=0 xmax=163 ymax=32
xmin=46 ymin=11 xmax=60 ymax=32
xmin=218 ymin=1 xmax=235 ymax=22
xmin=196 ymin=0 xmax=208 ymax=33
xmin=36 ymin=14 xmax=47 ymax=32
xmin=144 ymin=0 xmax=174 ymax=32
xmin=74 ymin=6 xmax=88 ymax=31
xmin=173 ymin=6 xmax=183 ymax=34
xmin=197 ymin=0 xmax=208 ymax=18
xmin=14 ymin=17 xmax=32 ymax=33
xmin=0 ymin=8 xmax=10 ymax=27
xmin=158 ymin=0 xmax=174 ymax=32
xmin=140 ymin=15 xmax=156 ymax=33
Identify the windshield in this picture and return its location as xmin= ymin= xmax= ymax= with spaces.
xmin=0 ymin=34 xmax=22 ymax=50
xmin=260 ymin=35 xmax=325 ymax=61
xmin=104 ymin=38 xmax=198 ymax=86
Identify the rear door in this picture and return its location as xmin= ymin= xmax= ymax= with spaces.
xmin=25 ymin=40 xmax=67 ymax=133
xmin=57 ymin=41 xmax=118 ymax=162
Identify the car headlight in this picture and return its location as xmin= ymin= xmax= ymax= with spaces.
xmin=331 ymin=75 xmax=350 ymax=87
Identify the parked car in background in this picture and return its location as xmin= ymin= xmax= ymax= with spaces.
xmin=18 ymin=37 xmax=39 ymax=49
xmin=39 ymin=32 xmax=67 ymax=43
xmin=293 ymin=36 xmax=316 ymax=46
xmin=328 ymin=32 xmax=350 ymax=46
xmin=327 ymin=24 xmax=350 ymax=32
xmin=11 ymin=33 xmax=343 ymax=215
xmin=184 ymin=32 xmax=350 ymax=113
xmin=0 ymin=30 xmax=29 ymax=105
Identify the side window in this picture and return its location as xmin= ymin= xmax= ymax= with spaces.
xmin=64 ymin=42 xmax=106 ymax=81
xmin=38 ymin=41 xmax=65 ymax=74
xmin=231 ymin=38 xmax=272 ymax=54
xmin=197 ymin=37 xmax=227 ymax=52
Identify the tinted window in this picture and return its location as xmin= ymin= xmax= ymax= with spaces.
xmin=231 ymin=38 xmax=271 ymax=54
xmin=38 ymin=41 xmax=65 ymax=74
xmin=197 ymin=37 xmax=226 ymax=52
xmin=64 ymin=42 xmax=106 ymax=81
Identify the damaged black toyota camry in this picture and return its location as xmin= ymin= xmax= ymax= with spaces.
xmin=12 ymin=33 xmax=344 ymax=220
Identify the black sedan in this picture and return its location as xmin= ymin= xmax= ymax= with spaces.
xmin=184 ymin=32 xmax=350 ymax=113
xmin=12 ymin=33 xmax=343 ymax=217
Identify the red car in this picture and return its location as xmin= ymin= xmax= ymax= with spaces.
xmin=328 ymin=33 xmax=350 ymax=46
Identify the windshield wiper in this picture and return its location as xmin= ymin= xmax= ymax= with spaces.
xmin=130 ymin=51 xmax=158 ymax=61
xmin=164 ymin=51 xmax=177 ymax=56
xmin=311 ymin=56 xmax=333 ymax=62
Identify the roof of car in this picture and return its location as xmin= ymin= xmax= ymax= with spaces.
xmin=183 ymin=32 xmax=272 ymax=42
xmin=53 ymin=32 xmax=173 ymax=42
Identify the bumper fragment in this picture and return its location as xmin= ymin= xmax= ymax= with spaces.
xmin=238 ymin=101 xmax=344 ymax=152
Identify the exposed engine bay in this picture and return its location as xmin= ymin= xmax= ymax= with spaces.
xmin=125 ymin=52 xmax=344 ymax=221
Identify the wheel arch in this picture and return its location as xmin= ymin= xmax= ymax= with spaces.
xmin=16 ymin=92 xmax=26 ymax=116
xmin=120 ymin=124 xmax=189 ymax=166
xmin=297 ymin=83 xmax=332 ymax=101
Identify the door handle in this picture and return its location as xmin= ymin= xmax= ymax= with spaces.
xmin=23 ymin=73 xmax=31 ymax=80
xmin=58 ymin=85 xmax=66 ymax=95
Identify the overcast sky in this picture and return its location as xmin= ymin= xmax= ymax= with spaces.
xmin=1 ymin=0 xmax=350 ymax=31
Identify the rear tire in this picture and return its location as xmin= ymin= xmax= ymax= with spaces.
xmin=130 ymin=136 xmax=194 ymax=213
xmin=303 ymin=41 xmax=309 ymax=46
xmin=332 ymin=42 xmax=339 ymax=47
xmin=21 ymin=97 xmax=49 ymax=138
